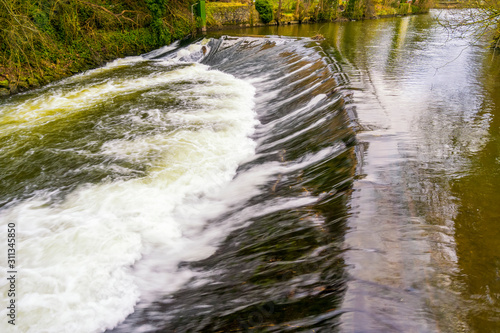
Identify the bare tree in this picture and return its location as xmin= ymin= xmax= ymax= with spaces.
xmin=437 ymin=0 xmax=500 ymax=48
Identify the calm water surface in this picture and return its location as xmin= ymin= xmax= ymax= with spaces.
xmin=0 ymin=9 xmax=499 ymax=333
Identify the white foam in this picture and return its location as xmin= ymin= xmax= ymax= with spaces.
xmin=142 ymin=41 xmax=180 ymax=59
xmin=0 ymin=60 xmax=258 ymax=333
xmin=0 ymin=63 xmax=229 ymax=137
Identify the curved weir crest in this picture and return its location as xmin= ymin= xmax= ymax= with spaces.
xmin=0 ymin=35 xmax=400 ymax=332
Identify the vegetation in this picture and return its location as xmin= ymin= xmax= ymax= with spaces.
xmin=0 ymin=0 xmax=196 ymax=95
xmin=251 ymin=0 xmax=432 ymax=24
xmin=0 ymin=0 xmax=437 ymax=96
xmin=256 ymin=0 xmax=274 ymax=23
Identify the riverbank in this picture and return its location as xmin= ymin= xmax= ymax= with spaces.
xmin=432 ymin=2 xmax=466 ymax=9
xmin=205 ymin=0 xmax=431 ymax=30
xmin=0 ymin=0 xmax=195 ymax=97
xmin=0 ymin=0 xmax=433 ymax=97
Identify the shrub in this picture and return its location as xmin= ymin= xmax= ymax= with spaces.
xmin=255 ymin=0 xmax=273 ymax=23
xmin=345 ymin=0 xmax=364 ymax=20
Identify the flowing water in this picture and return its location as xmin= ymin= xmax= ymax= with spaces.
xmin=1 ymin=9 xmax=500 ymax=333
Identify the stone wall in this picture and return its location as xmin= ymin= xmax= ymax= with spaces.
xmin=206 ymin=2 xmax=260 ymax=27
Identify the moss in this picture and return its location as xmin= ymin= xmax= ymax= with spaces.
xmin=17 ymin=79 xmax=29 ymax=90
xmin=27 ymin=77 xmax=39 ymax=87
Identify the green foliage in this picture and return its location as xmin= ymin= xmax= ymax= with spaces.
xmin=146 ymin=0 xmax=171 ymax=45
xmin=410 ymin=4 xmax=421 ymax=13
xmin=256 ymin=0 xmax=274 ymax=23
xmin=263 ymin=0 xmax=431 ymax=22
xmin=0 ymin=0 xmax=194 ymax=94
xmin=316 ymin=0 xmax=339 ymax=21
xmin=345 ymin=0 xmax=364 ymax=20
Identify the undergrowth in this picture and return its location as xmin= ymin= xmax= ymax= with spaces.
xmin=0 ymin=0 xmax=195 ymax=95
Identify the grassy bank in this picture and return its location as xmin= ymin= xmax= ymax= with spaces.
xmin=203 ymin=0 xmax=433 ymax=30
xmin=247 ymin=0 xmax=433 ymax=24
xmin=0 ymin=0 xmax=195 ymax=96
xmin=0 ymin=0 xmax=438 ymax=97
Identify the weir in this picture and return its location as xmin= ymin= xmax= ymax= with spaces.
xmin=110 ymin=36 xmax=356 ymax=332
xmin=0 ymin=36 xmax=356 ymax=333
xmin=2 ymin=10 xmax=500 ymax=333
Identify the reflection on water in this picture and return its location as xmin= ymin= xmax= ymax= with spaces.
xmin=452 ymin=56 xmax=500 ymax=332
xmin=214 ymin=10 xmax=500 ymax=332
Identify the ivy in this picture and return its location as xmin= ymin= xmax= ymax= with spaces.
xmin=145 ymin=0 xmax=170 ymax=45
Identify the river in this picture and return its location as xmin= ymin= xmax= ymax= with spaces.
xmin=1 ymin=9 xmax=500 ymax=333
